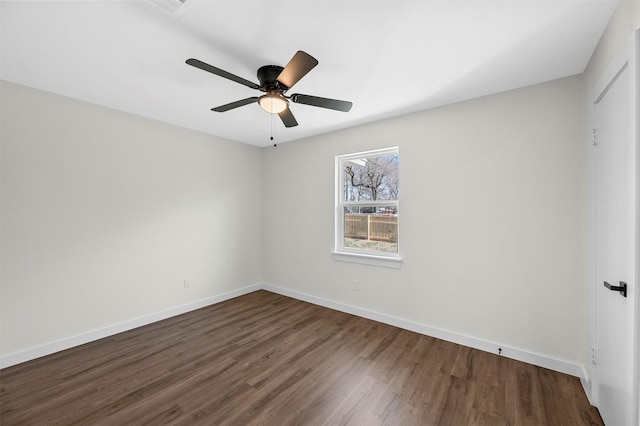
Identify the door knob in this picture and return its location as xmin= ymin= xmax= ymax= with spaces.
xmin=604 ymin=281 xmax=627 ymax=298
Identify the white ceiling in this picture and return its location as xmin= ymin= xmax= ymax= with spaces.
xmin=1 ymin=0 xmax=617 ymax=147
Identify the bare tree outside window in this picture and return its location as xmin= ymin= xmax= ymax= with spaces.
xmin=344 ymin=154 xmax=399 ymax=202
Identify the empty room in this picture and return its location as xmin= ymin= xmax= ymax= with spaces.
xmin=1 ymin=1 xmax=639 ymax=425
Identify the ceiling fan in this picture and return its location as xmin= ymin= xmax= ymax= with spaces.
xmin=186 ymin=51 xmax=353 ymax=128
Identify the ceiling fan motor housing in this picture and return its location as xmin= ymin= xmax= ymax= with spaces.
xmin=258 ymin=65 xmax=287 ymax=91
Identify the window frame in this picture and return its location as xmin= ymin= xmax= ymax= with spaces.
xmin=333 ymin=147 xmax=401 ymax=268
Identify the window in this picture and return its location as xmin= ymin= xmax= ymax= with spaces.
xmin=334 ymin=147 xmax=400 ymax=267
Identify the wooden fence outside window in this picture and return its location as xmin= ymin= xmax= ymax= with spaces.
xmin=345 ymin=214 xmax=398 ymax=243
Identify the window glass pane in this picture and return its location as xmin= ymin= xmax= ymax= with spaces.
xmin=343 ymin=153 xmax=399 ymax=202
xmin=343 ymin=206 xmax=398 ymax=253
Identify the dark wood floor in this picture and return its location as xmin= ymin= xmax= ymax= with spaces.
xmin=1 ymin=290 xmax=602 ymax=425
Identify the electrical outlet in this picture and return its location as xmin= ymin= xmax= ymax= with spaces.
xmin=353 ymin=279 xmax=359 ymax=291
xmin=184 ymin=279 xmax=190 ymax=288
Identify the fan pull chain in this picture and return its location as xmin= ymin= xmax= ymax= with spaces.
xmin=271 ymin=113 xmax=277 ymax=147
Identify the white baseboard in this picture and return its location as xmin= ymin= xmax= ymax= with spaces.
xmin=0 ymin=283 xmax=261 ymax=369
xmin=1 ymin=282 xmax=588 ymax=387
xmin=262 ymin=283 xmax=586 ymax=381
xmin=581 ymin=365 xmax=593 ymax=405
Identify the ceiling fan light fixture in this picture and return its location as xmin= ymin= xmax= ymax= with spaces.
xmin=259 ymin=93 xmax=288 ymax=114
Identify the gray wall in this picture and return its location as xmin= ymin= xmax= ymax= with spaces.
xmin=0 ymin=81 xmax=263 ymax=357
xmin=263 ymin=75 xmax=587 ymax=366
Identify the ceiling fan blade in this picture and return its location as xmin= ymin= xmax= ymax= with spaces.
xmin=186 ymin=58 xmax=260 ymax=90
xmin=291 ymin=94 xmax=353 ymax=112
xmin=278 ymin=108 xmax=298 ymax=128
xmin=212 ymin=97 xmax=259 ymax=112
xmin=276 ymin=51 xmax=318 ymax=89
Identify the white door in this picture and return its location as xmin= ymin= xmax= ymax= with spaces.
xmin=592 ymin=32 xmax=638 ymax=426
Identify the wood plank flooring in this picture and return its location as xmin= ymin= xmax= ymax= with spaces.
xmin=0 ymin=290 xmax=603 ymax=425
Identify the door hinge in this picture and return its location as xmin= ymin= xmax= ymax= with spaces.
xmin=591 ymin=347 xmax=597 ymax=365
xmin=592 ymin=129 xmax=598 ymax=145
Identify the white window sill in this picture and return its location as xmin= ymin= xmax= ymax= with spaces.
xmin=332 ymin=251 xmax=402 ymax=269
